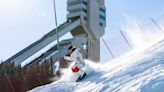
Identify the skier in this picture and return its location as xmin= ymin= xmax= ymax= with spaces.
xmin=64 ymin=46 xmax=86 ymax=81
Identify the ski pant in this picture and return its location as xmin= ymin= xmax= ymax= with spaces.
xmin=72 ymin=63 xmax=85 ymax=77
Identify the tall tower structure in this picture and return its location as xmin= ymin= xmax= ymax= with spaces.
xmin=67 ymin=0 xmax=106 ymax=61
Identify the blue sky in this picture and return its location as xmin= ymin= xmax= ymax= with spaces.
xmin=0 ymin=0 xmax=164 ymax=61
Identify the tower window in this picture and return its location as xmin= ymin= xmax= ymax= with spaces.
xmin=82 ymin=0 xmax=87 ymax=6
xmin=82 ymin=8 xmax=87 ymax=13
xmin=99 ymin=22 xmax=103 ymax=27
xmin=99 ymin=7 xmax=106 ymax=13
xmin=99 ymin=15 xmax=106 ymax=20
xmin=84 ymin=16 xmax=87 ymax=21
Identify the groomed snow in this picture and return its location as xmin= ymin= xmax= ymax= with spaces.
xmin=29 ymin=38 xmax=164 ymax=92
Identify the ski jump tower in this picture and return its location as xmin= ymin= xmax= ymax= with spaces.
xmin=67 ymin=0 xmax=106 ymax=61
xmin=5 ymin=0 xmax=106 ymax=66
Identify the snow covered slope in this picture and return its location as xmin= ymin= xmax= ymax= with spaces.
xmin=29 ymin=38 xmax=164 ymax=92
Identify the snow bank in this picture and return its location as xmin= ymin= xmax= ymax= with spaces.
xmin=29 ymin=38 xmax=164 ymax=92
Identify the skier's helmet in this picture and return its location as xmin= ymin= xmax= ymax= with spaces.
xmin=68 ymin=46 xmax=73 ymax=50
xmin=68 ymin=46 xmax=76 ymax=54
xmin=68 ymin=46 xmax=73 ymax=53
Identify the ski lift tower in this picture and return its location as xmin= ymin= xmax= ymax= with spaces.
xmin=67 ymin=0 xmax=106 ymax=61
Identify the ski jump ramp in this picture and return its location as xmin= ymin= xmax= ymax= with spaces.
xmin=5 ymin=0 xmax=106 ymax=66
xmin=6 ymin=19 xmax=81 ymax=66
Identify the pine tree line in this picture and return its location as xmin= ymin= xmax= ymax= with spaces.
xmin=0 ymin=59 xmax=59 ymax=92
